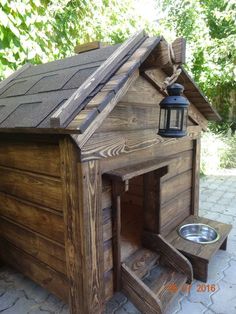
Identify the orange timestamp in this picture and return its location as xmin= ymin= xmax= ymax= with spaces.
xmin=166 ymin=283 xmax=218 ymax=294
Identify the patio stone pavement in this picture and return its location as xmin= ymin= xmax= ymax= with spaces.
xmin=0 ymin=169 xmax=235 ymax=313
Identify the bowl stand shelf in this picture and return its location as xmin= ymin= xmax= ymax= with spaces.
xmin=165 ymin=215 xmax=232 ymax=282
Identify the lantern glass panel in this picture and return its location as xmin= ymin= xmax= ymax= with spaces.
xmin=182 ymin=108 xmax=188 ymax=131
xmin=169 ymin=109 xmax=182 ymax=130
xmin=159 ymin=108 xmax=168 ymax=129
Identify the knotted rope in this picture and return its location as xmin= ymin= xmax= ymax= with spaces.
xmin=161 ymin=43 xmax=182 ymax=91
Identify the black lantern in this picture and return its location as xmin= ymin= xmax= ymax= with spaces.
xmin=158 ymin=83 xmax=189 ymax=138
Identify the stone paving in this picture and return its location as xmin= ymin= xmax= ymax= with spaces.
xmin=0 ymin=170 xmax=236 ymax=313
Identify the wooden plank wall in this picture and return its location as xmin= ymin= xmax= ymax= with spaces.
xmin=0 ymin=135 xmax=69 ymax=301
xmin=0 ymin=135 xmax=114 ymax=303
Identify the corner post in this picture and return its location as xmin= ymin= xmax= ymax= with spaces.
xmin=191 ymin=138 xmax=201 ymax=216
xmin=60 ymin=137 xmax=104 ymax=314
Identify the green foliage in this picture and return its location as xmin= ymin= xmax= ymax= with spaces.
xmin=201 ymin=130 xmax=236 ymax=175
xmin=157 ymin=0 xmax=236 ymax=121
xmin=0 ymin=0 xmax=152 ymax=79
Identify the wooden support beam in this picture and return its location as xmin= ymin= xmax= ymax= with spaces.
xmin=60 ymin=137 xmax=104 ymax=314
xmin=191 ymin=138 xmax=201 ymax=216
xmin=142 ymin=37 xmax=186 ymax=69
xmin=143 ymin=167 xmax=168 ymax=234
xmin=172 ymin=37 xmax=186 ymax=64
xmin=110 ymin=181 xmax=125 ymax=291
xmin=188 ymin=103 xmax=208 ymax=131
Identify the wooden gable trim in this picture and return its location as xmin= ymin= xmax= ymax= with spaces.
xmin=71 ymin=70 xmax=139 ymax=148
xmin=141 ymin=37 xmax=186 ymax=69
xmin=68 ymin=37 xmax=161 ymax=148
xmin=50 ymin=30 xmax=146 ymax=128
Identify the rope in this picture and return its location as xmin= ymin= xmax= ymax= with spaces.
xmin=161 ymin=43 xmax=182 ymax=92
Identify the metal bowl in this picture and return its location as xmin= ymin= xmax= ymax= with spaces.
xmin=178 ymin=223 xmax=220 ymax=244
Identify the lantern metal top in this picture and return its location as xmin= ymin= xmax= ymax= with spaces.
xmin=167 ymin=83 xmax=184 ymax=96
xmin=160 ymin=83 xmax=189 ymax=108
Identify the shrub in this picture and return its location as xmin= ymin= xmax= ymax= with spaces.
xmin=201 ymin=130 xmax=236 ymax=175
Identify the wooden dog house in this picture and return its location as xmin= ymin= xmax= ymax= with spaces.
xmin=0 ymin=31 xmax=232 ymax=313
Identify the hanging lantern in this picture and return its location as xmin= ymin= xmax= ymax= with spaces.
xmin=158 ymin=83 xmax=189 ymax=138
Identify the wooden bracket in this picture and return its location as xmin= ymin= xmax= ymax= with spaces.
xmin=141 ymin=37 xmax=186 ymax=69
xmin=74 ymin=41 xmax=108 ymax=54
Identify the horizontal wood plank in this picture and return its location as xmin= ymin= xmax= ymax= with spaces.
xmin=0 ymin=192 xmax=64 ymax=243
xmin=0 ymin=239 xmax=69 ymax=302
xmin=161 ymin=189 xmax=191 ymax=236
xmin=0 ymin=141 xmax=60 ymax=177
xmin=97 ymin=103 xmax=159 ymax=132
xmin=0 ymin=217 xmax=66 ymax=275
xmin=101 ymin=138 xmax=193 ymax=172
xmin=161 ymin=170 xmax=192 ymax=205
xmin=0 ymin=166 xmax=63 ymax=211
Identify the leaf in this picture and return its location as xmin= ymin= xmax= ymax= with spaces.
xmin=0 ymin=8 xmax=9 ymax=27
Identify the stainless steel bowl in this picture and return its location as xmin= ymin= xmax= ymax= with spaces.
xmin=178 ymin=223 xmax=220 ymax=244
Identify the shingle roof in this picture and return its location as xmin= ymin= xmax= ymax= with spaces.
xmin=0 ymin=31 xmax=220 ymax=136
xmin=0 ymin=44 xmax=120 ymax=128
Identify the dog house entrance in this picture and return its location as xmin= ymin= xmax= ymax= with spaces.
xmin=105 ymin=158 xmax=172 ymax=290
xmin=104 ymin=158 xmax=196 ymax=313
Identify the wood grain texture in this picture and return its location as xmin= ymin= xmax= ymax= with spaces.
xmin=166 ymin=215 xmax=232 ymax=282
xmin=0 ymin=217 xmax=66 ymax=274
xmin=166 ymin=215 xmax=232 ymax=262
xmin=0 ymin=140 xmax=60 ymax=177
xmin=105 ymin=158 xmax=171 ymax=182
xmin=101 ymin=138 xmax=193 ymax=173
xmin=124 ymin=248 xmax=160 ymax=279
xmin=172 ymin=37 xmax=186 ymax=64
xmin=0 ymin=239 xmax=68 ymax=302
xmin=0 ymin=191 xmax=64 ymax=243
xmin=143 ymin=264 xmax=187 ymax=310
xmin=97 ymin=102 xmax=159 ymax=132
xmin=144 ymin=167 xmax=168 ymax=234
xmin=161 ymin=170 xmax=192 ymax=205
xmin=142 ymin=38 xmax=171 ymax=69
xmin=161 ymin=189 xmax=191 ymax=236
xmin=189 ymin=103 xmax=208 ymax=131
xmin=111 ymin=181 xmax=122 ymax=291
xmin=60 ymin=137 xmax=104 ymax=314
xmin=120 ymin=75 xmax=163 ymax=104
xmin=72 ymin=69 xmax=139 ymax=148
xmin=0 ymin=166 xmax=63 ymax=211
xmin=142 ymin=67 xmax=210 ymax=130
xmin=122 ymin=263 xmax=163 ymax=314
xmin=191 ymin=139 xmax=200 ymax=216
xmin=142 ymin=232 xmax=193 ymax=284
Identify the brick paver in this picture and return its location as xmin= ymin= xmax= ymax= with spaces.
xmin=0 ymin=170 xmax=235 ymax=313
